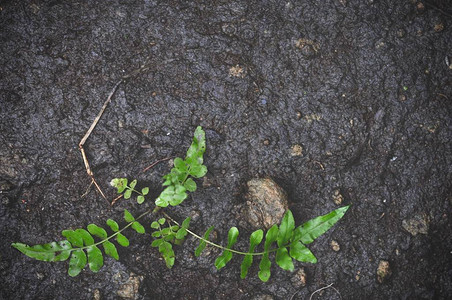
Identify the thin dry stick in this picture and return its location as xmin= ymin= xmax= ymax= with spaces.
xmin=81 ymin=180 xmax=94 ymax=198
xmin=79 ymin=80 xmax=123 ymax=201
xmin=142 ymin=157 xmax=173 ymax=173
xmin=309 ymin=283 xmax=342 ymax=300
xmin=437 ymin=93 xmax=449 ymax=100
xmin=110 ymin=194 xmax=123 ymax=206
xmin=78 ymin=58 xmax=169 ymax=202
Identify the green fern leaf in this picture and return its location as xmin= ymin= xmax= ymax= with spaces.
xmin=62 ymin=230 xmax=83 ymax=247
xmin=106 ymin=219 xmax=119 ymax=232
xmin=141 ymin=187 xmax=149 ymax=195
xmin=175 ymin=228 xmax=187 ymax=239
xmin=87 ymin=224 xmax=108 ymax=239
xmin=289 ymin=241 xmax=317 ymax=263
xmin=68 ymin=249 xmax=87 ymax=277
xmin=124 ymin=209 xmax=135 ymax=223
xmin=240 ymin=229 xmax=264 ymax=279
xmin=186 ymin=126 xmax=206 ymax=164
xmin=159 ymin=241 xmax=175 ymax=268
xmin=102 ymin=241 xmax=119 ymax=260
xmin=151 ymin=238 xmax=163 ymax=247
xmin=277 ymin=210 xmax=295 ymax=247
xmin=174 ymin=157 xmax=187 ymax=172
xmin=258 ymin=224 xmax=278 ymax=282
xmin=11 ymin=241 xmax=72 ymax=262
xmin=129 ymin=179 xmax=137 ymax=189
xmin=292 ymin=206 xmax=349 ymax=244
xmin=275 ymin=247 xmax=294 ymax=271
xmin=176 ymin=217 xmax=191 ymax=239
xmin=184 ymin=178 xmax=197 ymax=192
xmin=110 ymin=178 xmax=128 ymax=193
xmin=195 ymin=226 xmax=214 ymax=257
xmin=124 ymin=189 xmax=132 ymax=199
xmin=116 ymin=233 xmax=129 ymax=247
xmin=86 ymin=245 xmax=103 ymax=272
xmin=76 ymin=229 xmax=94 ymax=245
xmin=215 ymin=227 xmax=239 ymax=270
xmin=132 ymin=221 xmax=146 ymax=234
xmin=188 ymin=165 xmax=207 ymax=178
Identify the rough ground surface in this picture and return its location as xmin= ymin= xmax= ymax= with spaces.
xmin=1 ymin=0 xmax=451 ymax=299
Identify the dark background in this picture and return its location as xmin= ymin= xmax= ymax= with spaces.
xmin=1 ymin=0 xmax=451 ymax=299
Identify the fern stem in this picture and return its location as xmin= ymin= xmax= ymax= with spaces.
xmin=186 ymin=227 xmax=269 ymax=256
xmin=73 ymin=208 xmax=157 ymax=252
xmin=129 ymin=187 xmax=143 ymax=195
xmin=161 ymin=212 xmax=278 ymax=256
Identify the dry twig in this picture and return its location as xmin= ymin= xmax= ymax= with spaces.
xmin=79 ymin=60 xmax=155 ymax=202
xmin=142 ymin=157 xmax=173 ymax=173
xmin=79 ymin=80 xmax=123 ymax=201
xmin=110 ymin=194 xmax=124 ymax=206
xmin=309 ymin=283 xmax=341 ymax=300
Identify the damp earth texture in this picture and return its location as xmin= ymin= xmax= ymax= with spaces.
xmin=0 ymin=1 xmax=451 ymax=299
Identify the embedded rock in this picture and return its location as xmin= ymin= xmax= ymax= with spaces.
xmin=244 ymin=178 xmax=289 ymax=229
xmin=291 ymin=267 xmax=307 ymax=288
xmin=402 ymin=214 xmax=429 ymax=236
xmin=116 ymin=272 xmax=143 ymax=299
xmin=330 ymin=240 xmax=341 ymax=252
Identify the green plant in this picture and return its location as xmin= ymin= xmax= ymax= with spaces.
xmin=12 ymin=126 xmax=349 ymax=281
xmin=110 ymin=178 xmax=150 ymax=204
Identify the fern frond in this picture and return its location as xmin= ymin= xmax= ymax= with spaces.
xmin=11 ymin=214 xmax=139 ymax=276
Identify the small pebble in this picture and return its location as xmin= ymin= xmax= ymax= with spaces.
xmin=377 ymin=260 xmax=391 ymax=283
xmin=202 ymin=177 xmax=213 ymax=188
xmin=396 ymin=28 xmax=406 ymax=38
xmin=416 ymin=2 xmax=425 ymax=12
xmin=189 ymin=209 xmax=201 ymax=222
xmin=93 ymin=289 xmax=101 ymax=300
xmin=330 ymin=240 xmax=340 ymax=252
xmin=229 ymin=65 xmax=245 ymax=78
xmin=291 ymin=267 xmax=307 ymax=287
xmin=402 ymin=214 xmax=429 ymax=236
xmin=291 ymin=144 xmax=303 ymax=156
xmin=434 ymin=23 xmax=444 ymax=32
xmin=332 ymin=189 xmax=343 ymax=205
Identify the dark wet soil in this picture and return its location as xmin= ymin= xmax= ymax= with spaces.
xmin=1 ymin=1 xmax=451 ymax=299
